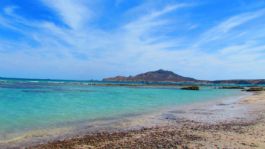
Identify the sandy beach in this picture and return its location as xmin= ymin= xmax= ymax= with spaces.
xmin=22 ymin=91 xmax=265 ymax=149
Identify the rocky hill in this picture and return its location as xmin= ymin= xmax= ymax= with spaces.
xmin=103 ymin=69 xmax=197 ymax=82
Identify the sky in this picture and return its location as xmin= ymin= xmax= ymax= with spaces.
xmin=0 ymin=0 xmax=265 ymax=80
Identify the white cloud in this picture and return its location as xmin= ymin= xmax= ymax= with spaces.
xmin=0 ymin=1 xmax=265 ymax=80
xmin=42 ymin=0 xmax=91 ymax=29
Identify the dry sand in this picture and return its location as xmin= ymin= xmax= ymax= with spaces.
xmin=28 ymin=91 xmax=265 ymax=149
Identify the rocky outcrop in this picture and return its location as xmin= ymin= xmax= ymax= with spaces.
xmin=245 ymin=87 xmax=264 ymax=92
xmin=180 ymin=86 xmax=200 ymax=90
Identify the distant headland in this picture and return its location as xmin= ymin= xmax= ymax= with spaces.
xmin=103 ymin=69 xmax=265 ymax=85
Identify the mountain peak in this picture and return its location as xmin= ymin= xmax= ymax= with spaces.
xmin=153 ymin=69 xmax=171 ymax=73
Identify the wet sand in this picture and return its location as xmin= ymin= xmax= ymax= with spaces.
xmin=26 ymin=91 xmax=265 ymax=149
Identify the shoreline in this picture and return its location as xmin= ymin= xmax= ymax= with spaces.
xmin=31 ymin=91 xmax=265 ymax=149
xmin=1 ymin=91 xmax=264 ymax=148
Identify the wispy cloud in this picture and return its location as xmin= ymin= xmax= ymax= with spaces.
xmin=41 ymin=0 xmax=91 ymax=29
xmin=194 ymin=8 xmax=265 ymax=48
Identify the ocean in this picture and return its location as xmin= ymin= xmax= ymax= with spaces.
xmin=0 ymin=79 xmax=243 ymax=141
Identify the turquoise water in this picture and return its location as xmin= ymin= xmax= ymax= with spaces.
xmin=0 ymin=80 xmax=242 ymax=138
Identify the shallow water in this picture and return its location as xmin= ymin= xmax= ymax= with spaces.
xmin=0 ymin=80 xmax=242 ymax=140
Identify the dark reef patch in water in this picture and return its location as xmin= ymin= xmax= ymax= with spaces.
xmin=21 ymin=89 xmax=96 ymax=93
xmin=0 ymin=82 xmax=54 ymax=89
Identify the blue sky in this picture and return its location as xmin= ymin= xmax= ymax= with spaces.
xmin=0 ymin=0 xmax=265 ymax=80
